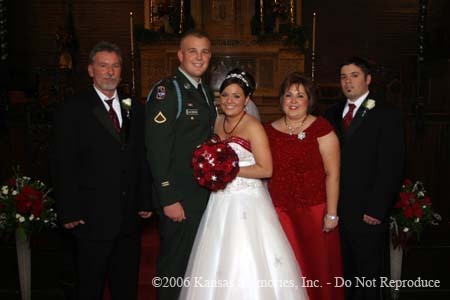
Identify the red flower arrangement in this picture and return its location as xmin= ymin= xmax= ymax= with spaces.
xmin=191 ymin=136 xmax=240 ymax=191
xmin=390 ymin=179 xmax=441 ymax=249
xmin=0 ymin=167 xmax=57 ymax=240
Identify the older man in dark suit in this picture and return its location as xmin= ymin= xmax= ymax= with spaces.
xmin=325 ymin=57 xmax=404 ymax=300
xmin=51 ymin=41 xmax=152 ymax=300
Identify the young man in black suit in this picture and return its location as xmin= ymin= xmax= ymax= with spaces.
xmin=51 ymin=41 xmax=152 ymax=300
xmin=325 ymin=57 xmax=404 ymax=300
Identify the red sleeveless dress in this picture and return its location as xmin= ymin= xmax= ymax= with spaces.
xmin=265 ymin=116 xmax=344 ymax=300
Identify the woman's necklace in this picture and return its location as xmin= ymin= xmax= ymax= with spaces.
xmin=284 ymin=114 xmax=308 ymax=140
xmin=223 ymin=112 xmax=246 ymax=135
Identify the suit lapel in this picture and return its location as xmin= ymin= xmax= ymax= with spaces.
xmin=89 ymin=87 xmax=121 ymax=143
xmin=121 ymin=101 xmax=131 ymax=145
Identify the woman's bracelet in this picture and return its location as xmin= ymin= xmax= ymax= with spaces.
xmin=325 ymin=214 xmax=339 ymax=221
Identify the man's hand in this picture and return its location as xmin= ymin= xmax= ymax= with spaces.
xmin=163 ymin=202 xmax=186 ymax=222
xmin=363 ymin=214 xmax=381 ymax=225
xmin=138 ymin=211 xmax=153 ymax=219
xmin=63 ymin=219 xmax=85 ymax=229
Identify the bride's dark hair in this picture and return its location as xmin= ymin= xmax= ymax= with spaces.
xmin=219 ymin=68 xmax=255 ymax=97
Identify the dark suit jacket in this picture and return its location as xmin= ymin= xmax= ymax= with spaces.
xmin=51 ymin=86 xmax=151 ymax=240
xmin=324 ymin=95 xmax=404 ymax=231
xmin=145 ymin=69 xmax=216 ymax=214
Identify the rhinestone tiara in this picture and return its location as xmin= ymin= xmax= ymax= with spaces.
xmin=224 ymin=72 xmax=250 ymax=88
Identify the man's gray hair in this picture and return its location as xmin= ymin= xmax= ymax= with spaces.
xmin=88 ymin=41 xmax=122 ymax=65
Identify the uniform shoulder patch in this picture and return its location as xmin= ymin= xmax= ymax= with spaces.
xmin=155 ymin=86 xmax=166 ymax=100
xmin=154 ymin=111 xmax=167 ymax=124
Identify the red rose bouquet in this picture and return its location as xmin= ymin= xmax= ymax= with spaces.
xmin=390 ymin=179 xmax=441 ymax=249
xmin=0 ymin=167 xmax=57 ymax=240
xmin=191 ymin=136 xmax=240 ymax=191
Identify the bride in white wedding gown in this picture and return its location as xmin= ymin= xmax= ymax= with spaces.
xmin=179 ymin=69 xmax=308 ymax=300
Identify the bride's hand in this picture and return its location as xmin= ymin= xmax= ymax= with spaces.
xmin=163 ymin=202 xmax=186 ymax=222
xmin=322 ymin=214 xmax=339 ymax=232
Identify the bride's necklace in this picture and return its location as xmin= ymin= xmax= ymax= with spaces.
xmin=284 ymin=114 xmax=308 ymax=140
xmin=223 ymin=112 xmax=246 ymax=135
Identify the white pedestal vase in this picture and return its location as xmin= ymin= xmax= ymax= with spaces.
xmin=389 ymin=238 xmax=403 ymax=300
xmin=15 ymin=230 xmax=31 ymax=300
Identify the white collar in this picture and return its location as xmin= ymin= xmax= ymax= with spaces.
xmin=178 ymin=67 xmax=203 ymax=88
xmin=347 ymin=91 xmax=369 ymax=109
xmin=93 ymin=84 xmax=118 ymax=102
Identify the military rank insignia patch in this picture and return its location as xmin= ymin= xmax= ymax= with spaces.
xmin=156 ymin=86 xmax=166 ymax=100
xmin=154 ymin=111 xmax=167 ymax=124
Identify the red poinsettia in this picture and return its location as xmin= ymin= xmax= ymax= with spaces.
xmin=390 ymin=179 xmax=441 ymax=249
xmin=191 ymin=136 xmax=239 ymax=191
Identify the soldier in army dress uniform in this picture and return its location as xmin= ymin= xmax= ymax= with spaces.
xmin=145 ymin=30 xmax=216 ymax=300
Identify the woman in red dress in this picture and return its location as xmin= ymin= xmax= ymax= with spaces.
xmin=265 ymin=72 xmax=344 ymax=300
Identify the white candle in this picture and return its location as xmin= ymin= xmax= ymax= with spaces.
xmin=260 ymin=0 xmax=264 ymax=26
xmin=150 ymin=0 xmax=153 ymax=26
xmin=130 ymin=12 xmax=134 ymax=52
xmin=312 ymin=12 xmax=316 ymax=53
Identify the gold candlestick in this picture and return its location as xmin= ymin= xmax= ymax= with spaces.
xmin=130 ymin=12 xmax=135 ymax=52
xmin=312 ymin=12 xmax=316 ymax=53
xmin=312 ymin=12 xmax=317 ymax=82
xmin=129 ymin=11 xmax=136 ymax=97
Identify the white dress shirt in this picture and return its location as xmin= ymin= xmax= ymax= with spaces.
xmin=93 ymin=85 xmax=123 ymax=126
xmin=342 ymin=91 xmax=369 ymax=118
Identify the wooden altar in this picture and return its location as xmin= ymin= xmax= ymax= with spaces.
xmin=140 ymin=0 xmax=305 ymax=120
xmin=140 ymin=41 xmax=304 ymax=96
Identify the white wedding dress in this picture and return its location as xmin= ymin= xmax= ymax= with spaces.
xmin=179 ymin=137 xmax=308 ymax=300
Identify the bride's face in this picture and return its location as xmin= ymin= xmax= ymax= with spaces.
xmin=281 ymin=84 xmax=309 ymax=120
xmin=219 ymin=83 xmax=249 ymax=117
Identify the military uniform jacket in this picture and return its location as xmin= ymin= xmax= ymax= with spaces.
xmin=145 ymin=69 xmax=216 ymax=214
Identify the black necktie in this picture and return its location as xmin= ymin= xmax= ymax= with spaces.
xmin=197 ymin=83 xmax=209 ymax=106
xmin=105 ymin=99 xmax=121 ymax=134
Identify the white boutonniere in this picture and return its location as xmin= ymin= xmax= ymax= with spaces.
xmin=362 ymin=99 xmax=376 ymax=117
xmin=121 ymin=98 xmax=132 ymax=118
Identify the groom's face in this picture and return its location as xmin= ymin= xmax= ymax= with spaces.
xmin=178 ymin=35 xmax=211 ymax=82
